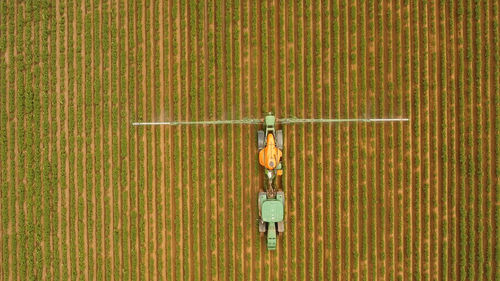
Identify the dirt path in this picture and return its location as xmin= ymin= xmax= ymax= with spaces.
xmin=434 ymin=1 xmax=444 ymax=279
xmin=132 ymin=0 xmax=141 ymax=279
xmin=54 ymin=0 xmax=62 ymax=279
xmin=452 ymin=2 xmax=462 ymax=279
xmin=390 ymin=0 xmax=402 ymax=278
xmin=12 ymin=4 xmax=20 ymax=280
xmin=479 ymin=2 xmax=489 ymax=280
xmin=90 ymin=1 xmax=98 ymax=280
xmin=4 ymin=8 xmax=11 ymax=278
xmin=487 ymin=1 xmax=498 ymax=280
xmin=82 ymin=1 xmax=91 ymax=279
xmin=167 ymin=1 xmax=175 ymax=280
xmin=237 ymin=2 xmax=245 ymax=279
xmin=158 ymin=0 xmax=167 ymax=280
xmin=444 ymin=2 xmax=454 ymax=279
xmin=123 ymin=1 xmax=132 ymax=279
xmin=98 ymin=0 xmax=106 ymax=279
xmin=148 ymin=1 xmax=159 ymax=279
xmin=201 ymin=1 xmax=211 ymax=279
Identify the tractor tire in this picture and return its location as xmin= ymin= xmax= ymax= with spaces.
xmin=277 ymin=221 xmax=285 ymax=233
xmin=276 ymin=130 xmax=283 ymax=149
xmin=257 ymin=130 xmax=265 ymax=149
xmin=259 ymin=220 xmax=266 ymax=233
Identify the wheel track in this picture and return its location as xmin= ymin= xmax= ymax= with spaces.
xmin=244 ymin=2 xmax=254 ymax=278
xmin=220 ymin=1 xmax=230 ymax=280
xmin=90 ymin=1 xmax=98 ymax=279
xmin=345 ymin=0 xmax=352 ymax=279
xmin=133 ymin=0 xmax=141 ymax=279
xmin=309 ymin=1 xmax=319 ymax=280
xmin=470 ymin=0 xmax=481 ymax=278
xmin=123 ymin=1 xmax=133 ymax=279
xmin=4 ymin=4 xmax=14 ymax=280
xmin=364 ymin=0 xmax=376 ymax=280
xmin=452 ymin=1 xmax=462 ymax=279
xmin=227 ymin=0 xmax=237 ymax=279
xmin=141 ymin=0 xmax=150 ymax=279
xmin=147 ymin=0 xmax=158 ymax=279
xmin=478 ymin=1 xmax=489 ymax=279
xmin=434 ymin=0 xmax=444 ymax=279
xmin=391 ymin=0 xmax=403 ymax=278
xmin=487 ymin=1 xmax=498 ymax=280
xmin=462 ymin=1 xmax=473 ymax=278
xmin=423 ymin=0 xmax=431 ymax=279
xmin=444 ymin=1 xmax=454 ymax=279
xmin=98 ymin=0 xmax=107 ymax=279
xmin=12 ymin=3 xmax=20 ymax=280
xmin=82 ymin=1 xmax=90 ymax=279
xmin=158 ymin=2 xmax=168 ymax=280
xmin=191 ymin=3 xmax=202 ymax=278
xmin=201 ymin=0 xmax=211 ymax=279
xmin=237 ymin=0 xmax=246 ymax=278
xmin=54 ymin=0 xmax=62 ymax=279
xmin=291 ymin=1 xmax=299 ymax=279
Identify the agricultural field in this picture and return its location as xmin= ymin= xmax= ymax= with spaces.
xmin=0 ymin=0 xmax=498 ymax=280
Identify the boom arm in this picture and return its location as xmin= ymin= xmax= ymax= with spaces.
xmin=279 ymin=118 xmax=409 ymax=124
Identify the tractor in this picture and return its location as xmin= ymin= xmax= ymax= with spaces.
xmin=258 ymin=191 xmax=285 ymax=250
xmin=257 ymin=113 xmax=285 ymax=250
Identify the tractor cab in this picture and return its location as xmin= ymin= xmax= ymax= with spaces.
xmin=258 ymin=191 xmax=285 ymax=250
xmin=264 ymin=115 xmax=276 ymax=135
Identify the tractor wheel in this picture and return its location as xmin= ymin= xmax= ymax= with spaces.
xmin=257 ymin=130 xmax=265 ymax=149
xmin=276 ymin=130 xmax=283 ymax=149
xmin=259 ymin=220 xmax=266 ymax=233
xmin=277 ymin=221 xmax=285 ymax=233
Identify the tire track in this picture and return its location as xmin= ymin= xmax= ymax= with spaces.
xmin=54 ymin=0 xmax=63 ymax=279
xmin=479 ymin=1 xmax=488 ymax=279
xmin=237 ymin=1 xmax=246 ymax=279
xmin=452 ymin=1 xmax=462 ymax=279
xmin=90 ymin=1 xmax=98 ymax=279
xmin=307 ymin=0 xmax=316 ymax=279
xmin=434 ymin=0 xmax=444 ymax=279
xmin=4 ymin=4 xmax=14 ymax=279
xmin=345 ymin=0 xmax=352 ymax=279
xmin=133 ymin=0 xmax=141 ymax=279
xmin=98 ymin=0 xmax=107 ymax=279
xmin=192 ymin=2 xmax=202 ymax=279
xmin=300 ymin=1 xmax=307 ymax=279
xmin=391 ymin=0 xmax=403 ymax=278
xmin=291 ymin=1 xmax=299 ymax=278
xmin=158 ymin=2 xmax=168 ymax=280
xmin=141 ymin=0 xmax=149 ymax=279
xmin=444 ymin=2 xmax=454 ymax=279
xmin=470 ymin=0 xmax=481 ymax=278
xmin=201 ymin=1 xmax=211 ymax=279
xmin=462 ymin=1 xmax=473 ymax=278
xmin=124 ymin=1 xmax=133 ymax=279
xmin=487 ymin=1 xmax=498 ymax=280
xmin=148 ymin=1 xmax=158 ymax=279
xmin=220 ymin=1 xmax=230 ymax=280
xmin=365 ymin=0 xmax=376 ymax=279
xmin=227 ymin=1 xmax=237 ymax=279
xmin=409 ymin=0 xmax=418 ymax=279
xmin=424 ymin=1 xmax=432 ymax=279
xmin=81 ymin=1 xmax=90 ymax=279
xmin=12 ymin=3 xmax=20 ymax=280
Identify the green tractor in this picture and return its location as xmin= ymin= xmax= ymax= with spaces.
xmin=258 ymin=191 xmax=285 ymax=250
